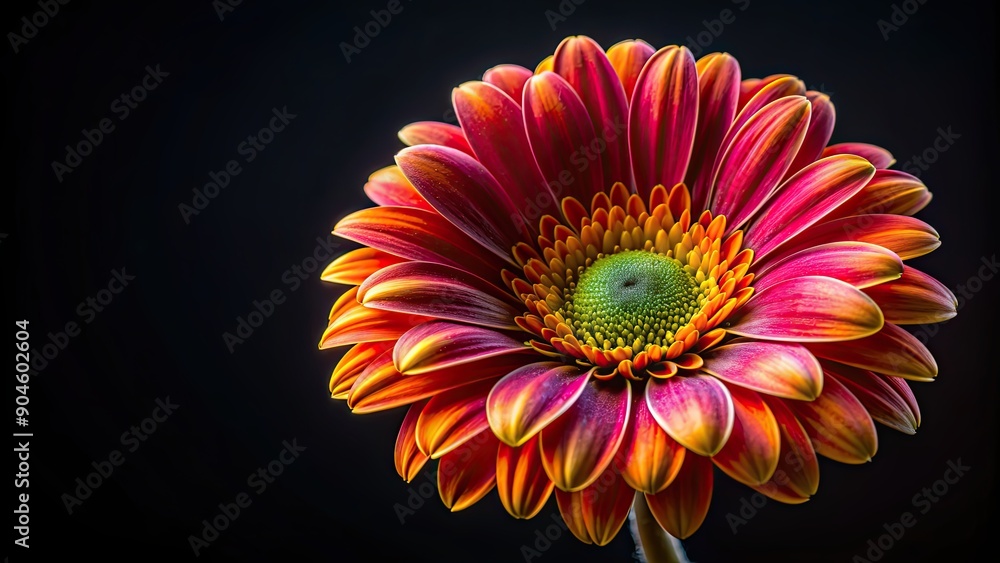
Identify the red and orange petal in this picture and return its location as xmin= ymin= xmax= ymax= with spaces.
xmin=316 ymin=34 xmax=952 ymax=545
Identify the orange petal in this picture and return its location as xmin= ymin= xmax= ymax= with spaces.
xmin=358 ymin=261 xmax=522 ymax=330
xmin=320 ymin=297 xmax=429 ymax=349
xmin=348 ymin=350 xmax=528 ymax=414
xmin=786 ymin=374 xmax=877 ymax=464
xmin=619 ymin=390 xmax=686 ymax=494
xmin=712 ymin=385 xmax=781 ymax=486
xmin=334 ymin=206 xmax=501 ymax=280
xmin=645 ymin=452 xmax=714 ymax=539
xmin=437 ymin=430 xmax=499 ymax=511
xmin=606 ymin=39 xmax=655 ymax=100
xmin=754 ymin=396 xmax=820 ymax=503
xmin=496 ymin=435 xmax=555 ymax=519
xmin=321 ymin=247 xmax=405 ymax=286
xmin=395 ymin=400 xmax=430 ymax=482
xmin=555 ymin=465 xmax=635 ymax=546
xmin=540 ymin=378 xmax=631 ymax=491
xmin=330 ymin=341 xmax=393 ymax=398
xmin=415 ymin=380 xmax=493 ymax=458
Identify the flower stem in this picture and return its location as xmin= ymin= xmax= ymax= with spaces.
xmin=630 ymin=492 xmax=688 ymax=563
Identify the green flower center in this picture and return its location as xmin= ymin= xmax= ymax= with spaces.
xmin=559 ymin=251 xmax=705 ymax=353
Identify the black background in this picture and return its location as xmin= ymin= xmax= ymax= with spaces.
xmin=6 ymin=0 xmax=998 ymax=561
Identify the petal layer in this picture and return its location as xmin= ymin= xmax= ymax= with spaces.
xmin=727 ymin=276 xmax=884 ymax=342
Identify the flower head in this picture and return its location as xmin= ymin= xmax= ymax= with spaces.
xmin=319 ymin=36 xmax=956 ymax=544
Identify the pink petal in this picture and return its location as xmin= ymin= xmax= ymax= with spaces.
xmin=453 ymin=81 xmax=558 ymax=220
xmin=688 ymin=53 xmax=741 ymax=213
xmin=744 ymin=154 xmax=876 ymax=260
xmin=394 ymin=321 xmax=528 ymax=375
xmin=709 ymin=96 xmax=812 ymax=232
xmin=396 ymin=144 xmax=531 ymax=261
xmin=486 ymin=362 xmax=591 ymax=447
xmin=718 ymin=76 xmax=806 ymax=172
xmin=828 ymin=169 xmax=932 ymax=219
xmin=553 ymin=36 xmax=632 ymax=190
xmin=523 ymin=71 xmax=605 ymax=202
xmin=334 ymin=206 xmax=501 ymax=280
xmin=646 ymin=374 xmax=734 ymax=456
xmin=397 ymin=121 xmax=473 ymax=156
xmin=363 ymin=165 xmax=434 ymax=211
xmin=863 ymin=265 xmax=958 ymax=325
xmin=753 ymin=241 xmax=904 ymax=293
xmin=824 ymin=362 xmax=920 ymax=435
xmin=756 ymin=215 xmax=941 ymax=269
xmin=784 ymin=91 xmax=835 ymax=179
xmin=358 ymin=261 xmax=522 ymax=330
xmin=822 ymin=142 xmax=895 ymax=168
xmin=482 ymin=64 xmax=533 ymax=102
xmin=629 ymin=46 xmax=699 ymax=199
xmin=540 ymin=378 xmax=631 ymax=491
xmin=807 ymin=322 xmax=938 ymax=381
xmin=727 ymin=276 xmax=884 ymax=342
xmin=701 ymin=340 xmax=823 ymax=401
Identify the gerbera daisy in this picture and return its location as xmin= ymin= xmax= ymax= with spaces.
xmin=318 ymin=35 xmax=955 ymax=551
